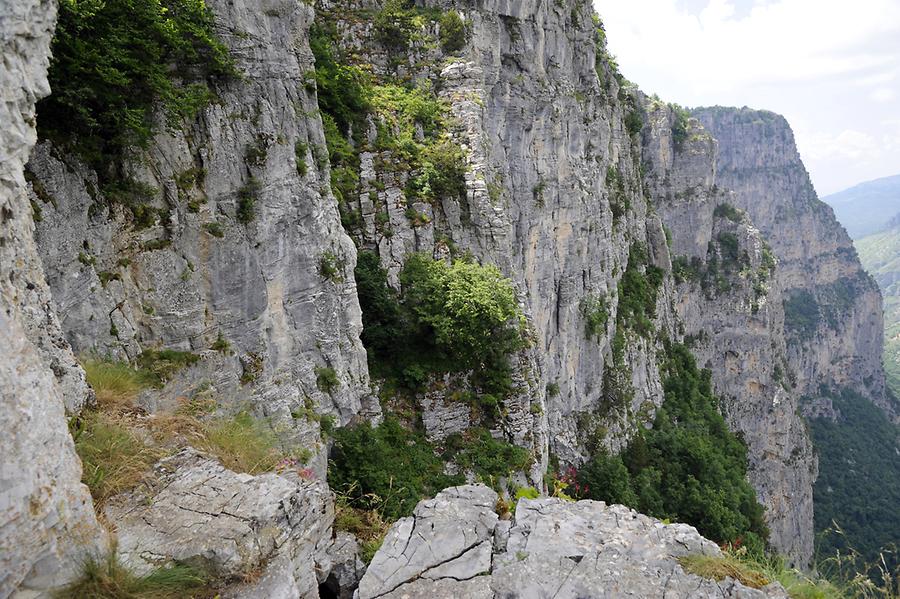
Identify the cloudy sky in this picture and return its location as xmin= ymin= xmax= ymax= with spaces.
xmin=595 ymin=0 xmax=900 ymax=196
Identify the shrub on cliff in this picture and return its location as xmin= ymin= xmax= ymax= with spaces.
xmin=355 ymin=251 xmax=524 ymax=394
xmin=577 ymin=343 xmax=769 ymax=551
xmin=328 ymin=417 xmax=463 ymax=519
xmin=38 ymin=0 xmax=233 ymax=168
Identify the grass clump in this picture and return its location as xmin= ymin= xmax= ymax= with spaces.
xmin=679 ymin=552 xmax=771 ymax=589
xmin=135 ymin=349 xmax=200 ymax=386
xmin=334 ymin=493 xmax=392 ymax=565
xmin=55 ymin=552 xmax=208 ymax=599
xmin=196 ymin=411 xmax=284 ymax=474
xmin=82 ymin=358 xmax=157 ymax=410
xmin=70 ymin=411 xmax=164 ymax=506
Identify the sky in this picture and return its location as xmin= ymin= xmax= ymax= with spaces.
xmin=594 ymin=0 xmax=900 ymax=196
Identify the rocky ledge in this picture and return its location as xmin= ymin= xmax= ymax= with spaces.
xmin=358 ymin=485 xmax=789 ymax=599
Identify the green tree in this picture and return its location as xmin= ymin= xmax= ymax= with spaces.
xmin=38 ymin=0 xmax=233 ymax=168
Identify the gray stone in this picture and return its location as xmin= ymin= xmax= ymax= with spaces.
xmin=0 ymin=0 xmax=107 ymax=595
xmin=361 ymin=485 xmax=790 ymax=599
xmin=105 ymin=448 xmax=333 ymax=597
xmin=357 ymin=486 xmax=499 ymax=599
xmin=643 ymin=100 xmax=817 ymax=566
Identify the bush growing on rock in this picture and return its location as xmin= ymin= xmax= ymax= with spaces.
xmin=328 ymin=417 xmax=463 ymax=519
xmin=38 ymin=0 xmax=233 ymax=168
xmin=576 ymin=343 xmax=769 ymax=551
xmin=355 ymin=251 xmax=524 ymax=395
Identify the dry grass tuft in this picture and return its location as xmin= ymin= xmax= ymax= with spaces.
xmin=70 ymin=411 xmax=164 ymax=506
xmin=54 ymin=552 xmax=209 ymax=599
xmin=82 ymin=358 xmax=155 ymax=411
xmin=679 ymin=553 xmax=771 ymax=589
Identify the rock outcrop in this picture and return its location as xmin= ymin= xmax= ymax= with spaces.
xmin=27 ymin=0 xmax=378 ymax=456
xmin=642 ymin=101 xmax=817 ymax=565
xmin=359 ymin=485 xmax=790 ymax=599
xmin=105 ymin=448 xmax=335 ymax=598
xmin=693 ymin=107 xmax=895 ymax=419
xmin=0 ymin=0 xmax=107 ymax=594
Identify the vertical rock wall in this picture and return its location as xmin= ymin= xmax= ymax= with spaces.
xmin=0 ymin=0 xmax=107 ymax=594
xmin=693 ymin=107 xmax=895 ymax=419
xmin=643 ymin=101 xmax=816 ymax=565
xmin=27 ymin=0 xmax=378 ymax=467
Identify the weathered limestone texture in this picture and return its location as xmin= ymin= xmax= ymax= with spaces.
xmin=359 ymin=485 xmax=790 ymax=599
xmin=105 ymin=448 xmax=334 ymax=599
xmin=643 ymin=101 xmax=817 ymax=566
xmin=27 ymin=0 xmax=378 ymax=454
xmin=0 ymin=0 xmax=107 ymax=595
xmin=693 ymin=107 xmax=895 ymax=419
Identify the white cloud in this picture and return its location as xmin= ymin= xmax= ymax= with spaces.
xmin=871 ymin=88 xmax=897 ymax=103
xmin=596 ymin=0 xmax=900 ymax=194
xmin=598 ymin=0 xmax=900 ymax=95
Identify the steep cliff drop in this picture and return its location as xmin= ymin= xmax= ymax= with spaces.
xmin=2 ymin=0 xmax=892 ymax=595
xmin=0 ymin=0 xmax=107 ymax=595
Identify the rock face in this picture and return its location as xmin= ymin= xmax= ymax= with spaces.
xmin=325 ymin=0 xmax=677 ymax=472
xmin=359 ymin=485 xmax=790 ymax=599
xmin=642 ymin=101 xmax=817 ymax=566
xmin=693 ymin=107 xmax=895 ymax=419
xmin=0 ymin=0 xmax=107 ymax=594
xmin=27 ymin=0 xmax=378 ymax=445
xmin=105 ymin=448 xmax=334 ymax=598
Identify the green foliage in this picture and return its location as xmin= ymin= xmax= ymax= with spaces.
xmin=625 ymin=109 xmax=644 ymax=136
xmin=401 ymin=253 xmax=524 ymax=371
xmin=373 ymin=0 xmax=417 ymax=51
xmin=606 ymin=166 xmax=630 ymax=221
xmin=808 ymin=388 xmax=900 ymax=576
xmin=439 ymin=11 xmax=467 ymax=54
xmin=38 ymin=0 xmax=233 ymax=169
xmin=315 ymin=366 xmax=340 ymax=393
xmin=670 ymin=103 xmax=692 ymax=150
xmin=328 ymin=417 xmax=464 ymax=520
xmin=319 ymin=251 xmax=344 ymax=282
xmin=70 ymin=411 xmax=163 ymax=505
xmin=203 ymin=222 xmax=224 ymax=238
xmin=577 ymin=343 xmax=769 ymax=549
xmin=198 ymin=411 xmax=288 ymax=474
xmin=355 ymin=252 xmax=524 ymax=396
xmin=295 ymin=141 xmax=309 ymax=177
xmin=236 ymin=178 xmax=259 ymax=224
xmin=135 ymin=349 xmax=200 ymax=386
xmin=616 ymin=243 xmax=665 ymax=336
xmin=309 ymin=22 xmax=370 ymax=137
xmin=444 ymin=429 xmax=532 ymax=482
xmin=408 ymin=139 xmax=468 ymax=203
xmin=714 ymin=203 xmax=743 ymax=222
xmin=55 ymin=553 xmax=208 ymax=599
xmin=672 ymin=255 xmax=703 ymax=284
xmin=581 ymin=294 xmax=609 ymax=340
xmin=784 ymin=290 xmax=821 ymax=341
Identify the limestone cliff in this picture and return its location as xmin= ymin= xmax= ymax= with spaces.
xmin=642 ymin=101 xmax=816 ymax=565
xmin=27 ymin=0 xmax=379 ymax=473
xmin=4 ymin=0 xmax=883 ymax=593
xmin=693 ymin=107 xmax=896 ymax=420
xmin=0 ymin=0 xmax=107 ymax=594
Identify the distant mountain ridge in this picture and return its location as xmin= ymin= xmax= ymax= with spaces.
xmin=823 ymin=173 xmax=900 ymax=239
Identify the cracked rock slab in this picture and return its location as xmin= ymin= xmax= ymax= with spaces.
xmin=104 ymin=448 xmax=332 ymax=596
xmin=362 ymin=486 xmax=789 ymax=599
xmin=357 ymin=485 xmax=499 ymax=599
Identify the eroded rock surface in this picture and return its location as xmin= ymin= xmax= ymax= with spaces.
xmin=106 ymin=448 xmax=334 ymax=598
xmin=360 ymin=485 xmax=789 ymax=599
xmin=0 ymin=0 xmax=107 ymax=594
